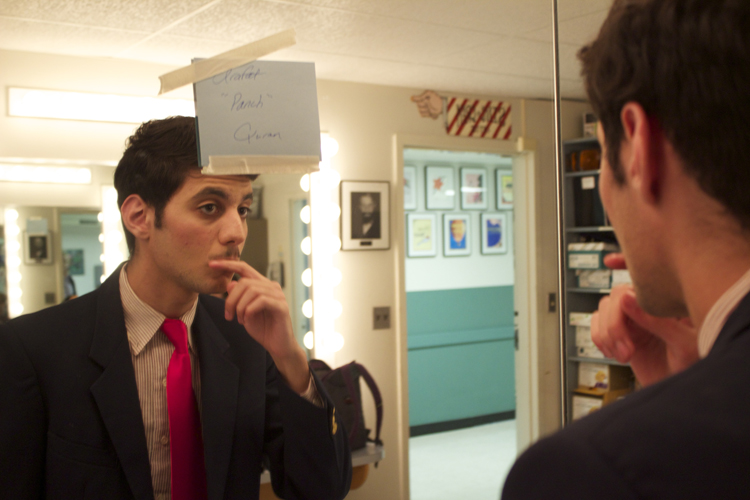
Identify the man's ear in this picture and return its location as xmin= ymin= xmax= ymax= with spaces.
xmin=120 ymin=194 xmax=153 ymax=243
xmin=619 ymin=102 xmax=663 ymax=204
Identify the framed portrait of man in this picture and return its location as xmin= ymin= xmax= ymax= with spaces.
xmin=341 ymin=181 xmax=390 ymax=250
xmin=24 ymin=232 xmax=53 ymax=264
xmin=443 ymin=214 xmax=471 ymax=256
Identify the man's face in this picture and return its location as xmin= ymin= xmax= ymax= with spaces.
xmin=450 ymin=220 xmax=465 ymax=242
xmin=146 ymin=171 xmax=253 ymax=295
xmin=598 ymin=124 xmax=683 ymax=317
xmin=359 ymin=194 xmax=376 ymax=222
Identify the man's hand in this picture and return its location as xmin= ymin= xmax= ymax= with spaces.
xmin=208 ymin=260 xmax=310 ymax=394
xmin=410 ymin=90 xmax=444 ymax=119
xmin=590 ymin=253 xmax=699 ymax=386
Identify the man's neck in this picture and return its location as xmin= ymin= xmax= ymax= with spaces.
xmin=125 ymin=257 xmax=198 ymax=319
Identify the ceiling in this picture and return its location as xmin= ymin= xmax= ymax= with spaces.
xmin=0 ymin=0 xmax=611 ymax=99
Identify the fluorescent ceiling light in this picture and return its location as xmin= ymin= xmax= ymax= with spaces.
xmin=0 ymin=163 xmax=92 ymax=184
xmin=8 ymin=87 xmax=195 ymax=124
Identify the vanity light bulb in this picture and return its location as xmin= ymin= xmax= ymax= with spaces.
xmin=332 ymin=300 xmax=343 ymax=319
xmin=100 ymin=254 xmax=106 ymax=262
xmin=300 ymin=206 xmax=311 ymax=224
xmin=5 ymin=209 xmax=19 ymax=222
xmin=7 ymin=256 xmax=21 ymax=268
xmin=328 ymin=332 xmax=345 ymax=353
xmin=98 ymin=234 xmax=105 ymax=243
xmin=8 ymin=272 xmax=22 ymax=284
xmin=301 ymin=268 xmax=312 ymax=287
xmin=331 ymin=237 xmax=342 ymax=253
xmin=300 ymin=237 xmax=312 ymax=256
xmin=302 ymin=300 xmax=313 ymax=319
xmin=8 ymin=288 xmax=22 ymax=300
xmin=303 ymin=331 xmax=314 ymax=350
xmin=9 ymin=303 xmax=24 ymax=317
xmin=300 ymin=174 xmax=310 ymax=192
xmin=100 ymin=275 xmax=107 ymax=284
xmin=97 ymin=212 xmax=104 ymax=222
xmin=8 ymin=241 xmax=21 ymax=253
xmin=6 ymin=225 xmax=20 ymax=237
xmin=331 ymin=268 xmax=342 ymax=287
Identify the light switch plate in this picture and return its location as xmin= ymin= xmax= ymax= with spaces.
xmin=373 ymin=307 xmax=391 ymax=330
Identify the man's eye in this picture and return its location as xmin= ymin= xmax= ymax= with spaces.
xmin=239 ymin=207 xmax=251 ymax=217
xmin=200 ymin=204 xmax=218 ymax=214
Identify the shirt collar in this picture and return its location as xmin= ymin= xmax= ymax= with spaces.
xmin=698 ymin=265 xmax=750 ymax=357
xmin=119 ymin=264 xmax=199 ymax=356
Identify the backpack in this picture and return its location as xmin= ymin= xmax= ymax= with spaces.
xmin=309 ymin=359 xmax=383 ymax=451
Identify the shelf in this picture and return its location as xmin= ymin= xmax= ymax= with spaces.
xmin=568 ymin=287 xmax=612 ymax=294
xmin=569 ymin=356 xmax=629 ymax=367
xmin=563 ymin=136 xmax=599 ymax=147
xmin=566 ymin=226 xmax=613 ymax=233
xmin=565 ymin=169 xmax=601 ymax=178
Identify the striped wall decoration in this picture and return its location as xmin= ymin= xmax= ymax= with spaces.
xmin=445 ymin=97 xmax=512 ymax=140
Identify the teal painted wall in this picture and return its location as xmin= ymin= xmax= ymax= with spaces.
xmin=407 ymin=286 xmax=515 ymax=427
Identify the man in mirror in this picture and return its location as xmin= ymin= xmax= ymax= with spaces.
xmin=0 ymin=116 xmax=351 ymax=499
xmin=503 ymin=0 xmax=750 ymax=498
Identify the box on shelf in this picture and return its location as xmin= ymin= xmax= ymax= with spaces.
xmin=569 ymin=312 xmax=593 ymax=327
xmin=572 ymin=387 xmax=631 ymax=420
xmin=574 ymin=325 xmax=606 ymax=359
xmin=568 ymin=242 xmax=619 ymax=270
xmin=576 ymin=269 xmax=612 ymax=289
xmin=611 ymin=269 xmax=632 ymax=287
xmin=578 ymin=362 xmax=632 ymax=391
xmin=583 ymin=112 xmax=598 ymax=138
xmin=573 ymin=175 xmax=607 ymax=227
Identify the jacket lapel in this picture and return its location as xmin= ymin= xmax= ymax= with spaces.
xmin=193 ymin=299 xmax=240 ymax=500
xmin=89 ymin=268 xmax=154 ymax=500
xmin=710 ymin=290 xmax=750 ymax=354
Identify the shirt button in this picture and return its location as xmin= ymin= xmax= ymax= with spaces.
xmin=161 ymin=435 xmax=169 ymax=445
xmin=162 ymin=377 xmax=167 ymax=387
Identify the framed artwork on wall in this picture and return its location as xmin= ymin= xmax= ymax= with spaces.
xmin=496 ymin=170 xmax=513 ymax=209
xmin=403 ymin=165 xmax=417 ymax=210
xmin=341 ymin=181 xmax=390 ymax=250
xmin=443 ymin=213 xmax=471 ymax=257
xmin=407 ymin=213 xmax=438 ymax=257
xmin=460 ymin=167 xmax=488 ymax=210
xmin=24 ymin=232 xmax=53 ymax=264
xmin=425 ymin=166 xmax=456 ymax=210
xmin=481 ymin=212 xmax=508 ymax=254
xmin=63 ymin=249 xmax=84 ymax=275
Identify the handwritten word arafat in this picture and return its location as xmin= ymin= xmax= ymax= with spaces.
xmin=212 ymin=65 xmax=264 ymax=85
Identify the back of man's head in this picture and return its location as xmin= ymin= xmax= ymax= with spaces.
xmin=114 ymin=116 xmax=199 ymax=256
xmin=579 ymin=0 xmax=750 ymax=228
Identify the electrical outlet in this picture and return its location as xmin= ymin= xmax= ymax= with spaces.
xmin=373 ymin=307 xmax=391 ymax=330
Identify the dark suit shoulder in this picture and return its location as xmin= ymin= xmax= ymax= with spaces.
xmin=505 ymin=325 xmax=750 ymax=500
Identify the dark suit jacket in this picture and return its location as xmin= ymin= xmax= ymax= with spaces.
xmin=0 ymin=268 xmax=351 ymax=500
xmin=502 ymin=291 xmax=750 ymax=500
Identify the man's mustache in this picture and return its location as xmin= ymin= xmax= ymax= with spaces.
xmin=211 ymin=248 xmax=241 ymax=260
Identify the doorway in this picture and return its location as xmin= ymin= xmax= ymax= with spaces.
xmin=402 ymin=148 xmax=517 ymax=499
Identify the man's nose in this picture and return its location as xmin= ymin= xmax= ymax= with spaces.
xmin=219 ymin=211 xmax=246 ymax=246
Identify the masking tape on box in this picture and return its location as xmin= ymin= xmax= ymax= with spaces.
xmin=158 ymin=29 xmax=296 ymax=95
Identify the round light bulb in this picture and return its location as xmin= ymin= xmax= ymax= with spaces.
xmin=5 ymin=209 xmax=19 ymax=222
xmin=300 ymin=205 xmax=311 ymax=224
xmin=327 ymin=332 xmax=345 ymax=353
xmin=8 ymin=241 xmax=21 ymax=253
xmin=7 ymin=256 xmax=21 ymax=268
xmin=303 ymin=331 xmax=314 ymax=350
xmin=301 ymin=268 xmax=312 ymax=287
xmin=300 ymin=174 xmax=310 ymax=192
xmin=302 ymin=299 xmax=313 ymax=318
xmin=98 ymin=234 xmax=105 ymax=243
xmin=7 ymin=225 xmax=20 ymax=237
xmin=331 ymin=268 xmax=342 ymax=287
xmin=332 ymin=300 xmax=343 ymax=319
xmin=9 ymin=303 xmax=24 ymax=317
xmin=331 ymin=237 xmax=342 ymax=253
xmin=300 ymin=237 xmax=312 ymax=256
xmin=97 ymin=212 xmax=104 ymax=222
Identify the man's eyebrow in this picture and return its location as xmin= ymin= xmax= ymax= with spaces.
xmin=190 ymin=187 xmax=253 ymax=203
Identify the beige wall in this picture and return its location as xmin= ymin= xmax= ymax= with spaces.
xmin=0 ymin=48 xmax=581 ymax=499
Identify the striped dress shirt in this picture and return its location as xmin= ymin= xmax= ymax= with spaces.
xmin=119 ymin=265 xmax=320 ymax=500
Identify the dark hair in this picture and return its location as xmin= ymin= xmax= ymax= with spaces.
xmin=579 ymin=0 xmax=750 ymax=228
xmin=114 ymin=116 xmax=200 ymax=255
xmin=114 ymin=116 xmax=257 ymax=255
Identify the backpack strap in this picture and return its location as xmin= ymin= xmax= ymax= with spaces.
xmin=339 ymin=362 xmax=363 ymax=445
xmin=354 ymin=362 xmax=383 ymax=446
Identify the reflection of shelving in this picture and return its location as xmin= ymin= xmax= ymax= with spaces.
xmin=562 ymin=137 xmax=635 ymax=424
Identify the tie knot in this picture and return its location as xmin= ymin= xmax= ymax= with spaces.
xmin=162 ymin=318 xmax=189 ymax=354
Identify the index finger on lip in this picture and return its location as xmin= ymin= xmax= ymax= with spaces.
xmin=209 ymin=259 xmax=261 ymax=279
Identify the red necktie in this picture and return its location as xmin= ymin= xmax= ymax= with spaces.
xmin=161 ymin=319 xmax=208 ymax=500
